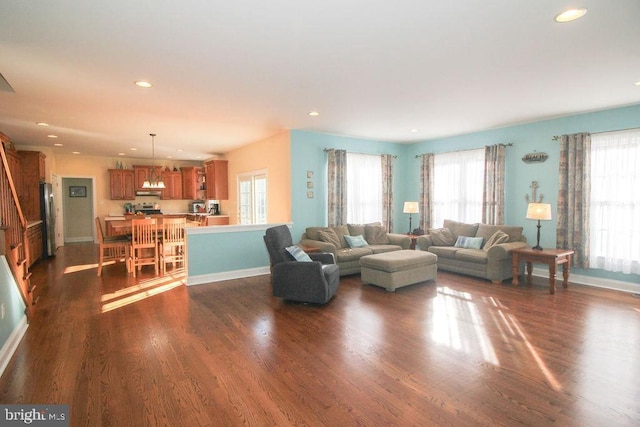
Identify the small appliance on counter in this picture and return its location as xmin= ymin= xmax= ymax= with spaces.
xmin=133 ymin=202 xmax=162 ymax=215
xmin=208 ymin=200 xmax=220 ymax=215
xmin=189 ymin=200 xmax=206 ymax=213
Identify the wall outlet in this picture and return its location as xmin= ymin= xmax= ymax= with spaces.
xmin=1 ymin=303 xmax=5 ymax=320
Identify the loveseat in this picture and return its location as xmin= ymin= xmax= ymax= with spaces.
xmin=299 ymin=223 xmax=411 ymax=276
xmin=415 ymin=219 xmax=527 ymax=283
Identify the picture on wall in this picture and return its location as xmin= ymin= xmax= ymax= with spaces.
xmin=69 ymin=186 xmax=87 ymax=197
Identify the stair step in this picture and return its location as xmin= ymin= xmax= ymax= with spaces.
xmin=17 ymin=258 xmax=26 ymax=266
xmin=28 ymin=283 xmax=36 ymax=293
xmin=24 ymin=271 xmax=32 ymax=281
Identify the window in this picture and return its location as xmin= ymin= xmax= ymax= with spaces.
xmin=238 ymin=171 xmax=267 ymax=225
xmin=589 ymin=130 xmax=640 ymax=274
xmin=432 ymin=149 xmax=484 ymax=228
xmin=346 ymin=152 xmax=382 ymax=224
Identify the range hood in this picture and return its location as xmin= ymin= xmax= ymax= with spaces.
xmin=135 ymin=190 xmax=162 ymax=197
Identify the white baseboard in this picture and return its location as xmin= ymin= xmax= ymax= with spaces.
xmin=531 ymin=267 xmax=640 ymax=294
xmin=0 ymin=316 xmax=28 ymax=379
xmin=187 ymin=266 xmax=270 ymax=286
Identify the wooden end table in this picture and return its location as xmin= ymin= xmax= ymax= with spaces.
xmin=407 ymin=234 xmax=420 ymax=250
xmin=299 ymin=244 xmax=320 ymax=254
xmin=511 ymin=247 xmax=575 ymax=294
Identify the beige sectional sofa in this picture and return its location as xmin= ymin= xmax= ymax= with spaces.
xmin=299 ymin=223 xmax=411 ymax=276
xmin=416 ymin=219 xmax=527 ymax=283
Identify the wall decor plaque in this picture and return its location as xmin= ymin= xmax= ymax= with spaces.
xmin=522 ymin=152 xmax=548 ymax=163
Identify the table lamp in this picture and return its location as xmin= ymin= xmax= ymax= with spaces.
xmin=403 ymin=201 xmax=419 ymax=234
xmin=526 ymin=203 xmax=552 ymax=250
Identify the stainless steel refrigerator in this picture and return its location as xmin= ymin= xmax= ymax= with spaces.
xmin=39 ymin=182 xmax=56 ymax=257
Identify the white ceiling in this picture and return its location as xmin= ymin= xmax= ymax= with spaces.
xmin=1 ymin=0 xmax=639 ymax=161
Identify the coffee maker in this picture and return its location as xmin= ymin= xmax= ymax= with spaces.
xmin=208 ymin=200 xmax=220 ymax=215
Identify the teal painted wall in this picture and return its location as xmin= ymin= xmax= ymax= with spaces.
xmin=404 ymin=103 xmax=640 ymax=285
xmin=187 ymin=104 xmax=640 ymax=288
xmin=0 ymin=257 xmax=27 ymax=355
xmin=289 ymin=130 xmax=407 ymax=241
xmin=187 ymin=227 xmax=270 ymax=277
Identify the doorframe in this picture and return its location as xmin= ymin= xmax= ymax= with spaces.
xmin=59 ymin=175 xmax=97 ymax=245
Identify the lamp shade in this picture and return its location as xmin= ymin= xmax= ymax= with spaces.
xmin=403 ymin=202 xmax=419 ymax=214
xmin=526 ymin=203 xmax=552 ymax=221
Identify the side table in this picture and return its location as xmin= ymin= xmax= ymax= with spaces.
xmin=407 ymin=234 xmax=420 ymax=250
xmin=299 ymin=244 xmax=320 ymax=254
xmin=511 ymin=247 xmax=575 ymax=294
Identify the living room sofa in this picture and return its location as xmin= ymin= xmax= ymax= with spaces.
xmin=415 ymin=219 xmax=527 ymax=283
xmin=299 ymin=223 xmax=411 ymax=276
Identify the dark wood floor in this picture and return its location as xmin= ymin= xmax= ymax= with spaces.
xmin=1 ymin=244 xmax=639 ymax=426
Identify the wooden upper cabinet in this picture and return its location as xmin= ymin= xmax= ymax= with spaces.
xmin=133 ymin=165 xmax=162 ymax=191
xmin=160 ymin=171 xmax=183 ymax=200
xmin=19 ymin=150 xmax=46 ymax=221
xmin=205 ymin=160 xmax=228 ymax=200
xmin=181 ymin=166 xmax=206 ymax=200
xmin=109 ymin=169 xmax=135 ymax=200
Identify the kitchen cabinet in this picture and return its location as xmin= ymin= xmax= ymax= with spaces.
xmin=109 ymin=169 xmax=135 ymax=200
xmin=161 ymin=171 xmax=183 ymax=200
xmin=133 ymin=165 xmax=163 ymax=191
xmin=27 ymin=222 xmax=43 ymax=267
xmin=206 ymin=215 xmax=229 ymax=226
xmin=3 ymin=140 xmax=22 ymax=195
xmin=204 ymin=159 xmax=228 ymax=200
xmin=181 ymin=166 xmax=206 ymax=200
xmin=19 ymin=151 xmax=46 ymax=221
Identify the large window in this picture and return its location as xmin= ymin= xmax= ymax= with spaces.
xmin=432 ymin=149 xmax=484 ymax=228
xmin=589 ymin=130 xmax=640 ymax=274
xmin=346 ymin=152 xmax=382 ymax=224
xmin=238 ymin=170 xmax=267 ymax=225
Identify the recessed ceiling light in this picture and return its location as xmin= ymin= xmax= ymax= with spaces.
xmin=635 ymin=81 xmax=640 ymax=86
xmin=555 ymin=9 xmax=587 ymax=23
xmin=118 ymin=153 xmax=126 ymax=156
xmin=47 ymin=134 xmax=58 ymax=138
xmin=176 ymin=149 xmax=183 ymax=152
xmin=410 ymin=129 xmax=419 ymax=133
xmin=54 ymin=143 xmax=63 ymax=147
xmin=130 ymin=148 xmax=137 ymax=151
xmin=72 ymin=151 xmax=80 ymax=154
xmin=36 ymin=122 xmax=49 ymax=126
xmin=308 ymin=111 xmax=320 ymax=116
xmin=135 ymin=80 xmax=153 ymax=88
xmin=166 ymin=156 xmax=172 ymax=159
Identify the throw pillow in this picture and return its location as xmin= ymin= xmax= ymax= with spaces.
xmin=454 ymin=236 xmax=484 ymax=250
xmin=344 ymin=234 xmax=369 ymax=248
xmin=285 ymin=245 xmax=313 ymax=262
xmin=483 ymin=230 xmax=510 ymax=250
xmin=365 ymin=224 xmax=389 ymax=244
xmin=318 ymin=229 xmax=341 ymax=248
xmin=428 ymin=228 xmax=456 ymax=246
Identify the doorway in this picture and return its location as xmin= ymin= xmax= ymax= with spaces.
xmin=62 ymin=177 xmax=95 ymax=244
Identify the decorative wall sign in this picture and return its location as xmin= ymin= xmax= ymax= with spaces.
xmin=522 ymin=151 xmax=548 ymax=163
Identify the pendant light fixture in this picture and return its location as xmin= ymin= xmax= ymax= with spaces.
xmin=142 ymin=133 xmax=166 ymax=189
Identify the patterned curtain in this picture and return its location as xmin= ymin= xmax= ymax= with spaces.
xmin=557 ymin=133 xmax=591 ymax=268
xmin=419 ymin=154 xmax=434 ymax=230
xmin=327 ymin=149 xmax=347 ymax=226
xmin=482 ymin=144 xmax=506 ymax=225
xmin=381 ymin=154 xmax=394 ymax=232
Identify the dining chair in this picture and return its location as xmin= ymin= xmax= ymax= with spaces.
xmin=95 ymin=217 xmax=130 ymax=276
xmin=159 ymin=217 xmax=187 ymax=275
xmin=130 ymin=217 xmax=159 ymax=277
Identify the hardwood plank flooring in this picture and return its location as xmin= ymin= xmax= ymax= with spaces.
xmin=1 ymin=243 xmax=639 ymax=426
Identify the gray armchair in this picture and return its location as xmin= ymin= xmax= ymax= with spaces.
xmin=263 ymin=225 xmax=340 ymax=304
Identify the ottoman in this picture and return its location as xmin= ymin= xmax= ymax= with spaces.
xmin=360 ymin=250 xmax=437 ymax=292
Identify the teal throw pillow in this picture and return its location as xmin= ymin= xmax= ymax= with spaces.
xmin=344 ymin=234 xmax=369 ymax=248
xmin=454 ymin=236 xmax=484 ymax=250
xmin=285 ymin=245 xmax=313 ymax=262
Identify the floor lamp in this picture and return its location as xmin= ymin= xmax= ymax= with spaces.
xmin=526 ymin=203 xmax=552 ymax=250
xmin=403 ymin=202 xmax=419 ymax=234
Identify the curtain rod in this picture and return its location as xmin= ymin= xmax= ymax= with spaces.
xmin=323 ymin=148 xmax=397 ymax=158
xmin=552 ymin=127 xmax=640 ymax=140
xmin=414 ymin=143 xmax=513 ymax=158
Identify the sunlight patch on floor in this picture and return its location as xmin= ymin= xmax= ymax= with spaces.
xmin=101 ymin=272 xmax=185 ymax=313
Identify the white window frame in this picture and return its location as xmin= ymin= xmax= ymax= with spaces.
xmin=346 ymin=152 xmax=382 ymax=224
xmin=237 ymin=169 xmax=267 ymax=225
